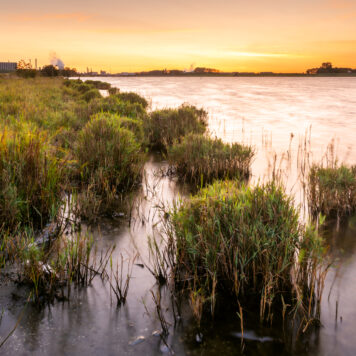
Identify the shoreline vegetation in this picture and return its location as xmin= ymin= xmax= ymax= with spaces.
xmin=71 ymin=61 xmax=356 ymax=77
xmin=1 ymin=74 xmax=355 ymax=351
xmin=1 ymin=61 xmax=356 ymax=78
xmin=89 ymin=62 xmax=356 ymax=77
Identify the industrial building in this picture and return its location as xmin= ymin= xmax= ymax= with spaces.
xmin=0 ymin=62 xmax=17 ymax=72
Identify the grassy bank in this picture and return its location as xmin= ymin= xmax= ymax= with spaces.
xmin=0 ymin=76 xmax=217 ymax=303
xmin=0 ymin=77 xmax=151 ymax=228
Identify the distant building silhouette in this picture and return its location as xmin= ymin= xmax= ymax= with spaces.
xmin=0 ymin=62 xmax=17 ymax=72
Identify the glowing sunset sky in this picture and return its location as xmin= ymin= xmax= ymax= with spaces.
xmin=1 ymin=0 xmax=356 ymax=72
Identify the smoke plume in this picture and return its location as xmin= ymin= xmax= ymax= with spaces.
xmin=49 ymin=51 xmax=65 ymax=70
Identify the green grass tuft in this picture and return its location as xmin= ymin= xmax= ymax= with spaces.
xmin=0 ymin=129 xmax=65 ymax=230
xmin=308 ymin=164 xmax=356 ymax=218
xmin=145 ymin=104 xmax=208 ymax=152
xmin=167 ymin=180 xmax=326 ymax=326
xmin=168 ymin=133 xmax=254 ymax=186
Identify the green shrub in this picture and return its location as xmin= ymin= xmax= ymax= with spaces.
xmin=108 ymin=87 xmax=119 ymax=95
xmin=92 ymin=112 xmax=145 ymax=145
xmin=308 ymin=164 xmax=356 ymax=218
xmin=168 ymin=134 xmax=254 ymax=186
xmin=0 ymin=129 xmax=65 ymax=230
xmin=85 ymin=80 xmax=111 ymax=90
xmin=115 ymin=92 xmax=148 ymax=109
xmin=63 ymin=80 xmax=102 ymax=102
xmin=88 ymin=96 xmax=147 ymax=119
xmin=41 ymin=65 xmax=59 ymax=77
xmin=63 ymin=78 xmax=80 ymax=87
xmin=76 ymin=115 xmax=143 ymax=196
xmin=168 ymin=180 xmax=326 ymax=326
xmin=76 ymin=83 xmax=94 ymax=93
xmin=145 ymin=104 xmax=208 ymax=151
xmin=16 ymin=69 xmax=37 ymax=78
xmin=80 ymin=88 xmax=101 ymax=102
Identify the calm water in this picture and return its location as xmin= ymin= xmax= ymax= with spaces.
xmin=1 ymin=77 xmax=356 ymax=355
xmin=101 ymin=76 xmax=356 ymax=194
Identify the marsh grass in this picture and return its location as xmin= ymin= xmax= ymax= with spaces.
xmin=308 ymin=164 xmax=356 ymax=219
xmin=75 ymin=114 xmax=144 ymax=218
xmin=88 ymin=95 xmax=148 ymax=120
xmin=82 ymin=80 xmax=112 ymax=90
xmin=16 ymin=228 xmax=116 ymax=302
xmin=168 ymin=133 xmax=254 ymax=186
xmin=108 ymin=253 xmax=136 ymax=306
xmin=0 ymin=77 xmax=154 ymax=229
xmin=114 ymin=92 xmax=149 ymax=109
xmin=76 ymin=115 xmax=144 ymax=188
xmin=303 ymin=141 xmax=356 ymax=221
xmin=0 ymin=129 xmax=66 ymax=230
xmin=145 ymin=104 xmax=208 ymax=152
xmin=157 ymin=180 xmax=327 ymax=331
xmin=92 ymin=112 xmax=145 ymax=145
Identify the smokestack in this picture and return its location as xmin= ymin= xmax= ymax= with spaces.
xmin=35 ymin=58 xmax=38 ymax=70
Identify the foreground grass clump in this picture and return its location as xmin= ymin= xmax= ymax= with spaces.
xmin=168 ymin=134 xmax=254 ymax=186
xmin=145 ymin=104 xmax=208 ymax=151
xmin=88 ymin=95 xmax=147 ymax=120
xmin=115 ymin=92 xmax=149 ymax=109
xmin=308 ymin=164 xmax=356 ymax=219
xmin=17 ymin=230 xmax=112 ymax=302
xmin=167 ymin=180 xmax=326 ymax=327
xmin=0 ymin=129 xmax=65 ymax=230
xmin=83 ymin=79 xmax=111 ymax=90
xmin=92 ymin=112 xmax=145 ymax=145
xmin=75 ymin=115 xmax=144 ymax=218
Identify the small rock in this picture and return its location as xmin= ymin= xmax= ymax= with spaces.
xmin=129 ymin=336 xmax=145 ymax=346
xmin=113 ymin=212 xmax=125 ymax=218
xmin=160 ymin=343 xmax=170 ymax=353
xmin=152 ymin=330 xmax=162 ymax=337
xmin=196 ymin=333 xmax=203 ymax=343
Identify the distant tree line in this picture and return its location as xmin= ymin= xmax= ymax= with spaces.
xmin=16 ymin=59 xmax=78 ymax=78
xmin=306 ymin=62 xmax=356 ymax=75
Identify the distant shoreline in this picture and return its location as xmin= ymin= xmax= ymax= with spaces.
xmin=78 ymin=73 xmax=356 ymax=78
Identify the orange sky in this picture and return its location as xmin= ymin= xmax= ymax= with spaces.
xmin=1 ymin=0 xmax=356 ymax=73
